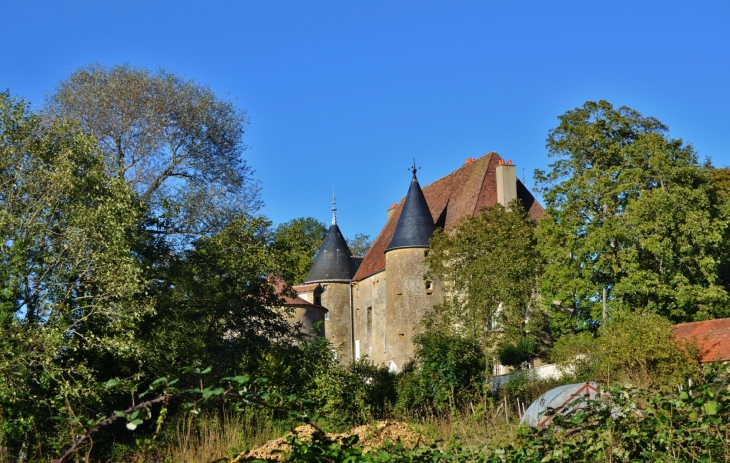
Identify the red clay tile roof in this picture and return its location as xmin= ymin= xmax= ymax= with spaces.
xmin=293 ymin=283 xmax=321 ymax=293
xmin=353 ymin=152 xmax=544 ymax=280
xmin=272 ymin=278 xmax=326 ymax=310
xmin=672 ymin=318 xmax=730 ymax=363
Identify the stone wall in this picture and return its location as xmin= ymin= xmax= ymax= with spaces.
xmin=383 ymin=247 xmax=443 ymax=371
xmin=289 ymin=306 xmax=326 ymax=337
xmin=352 ymin=272 xmax=386 ymax=363
xmin=321 ymin=282 xmax=353 ymax=362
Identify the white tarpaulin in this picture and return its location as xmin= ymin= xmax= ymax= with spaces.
xmin=521 ymin=382 xmax=601 ymax=428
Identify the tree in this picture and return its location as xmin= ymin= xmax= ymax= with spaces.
xmin=346 ymin=233 xmax=373 ymax=257
xmin=45 ymin=64 xmax=262 ymax=240
xmin=535 ymin=100 xmax=729 ymax=333
xmin=0 ymin=91 xmax=148 ymax=457
xmin=425 ymin=202 xmax=544 ymax=357
xmin=142 ymin=215 xmax=298 ymax=379
xmin=272 ymin=217 xmax=328 ymax=285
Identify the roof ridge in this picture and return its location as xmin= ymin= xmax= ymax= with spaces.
xmin=472 ymin=152 xmax=499 ymax=216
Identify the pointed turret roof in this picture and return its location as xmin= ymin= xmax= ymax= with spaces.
xmin=385 ymin=163 xmax=434 ymax=252
xmin=303 ymin=195 xmax=359 ymax=283
xmin=355 ymin=152 xmax=544 ymax=280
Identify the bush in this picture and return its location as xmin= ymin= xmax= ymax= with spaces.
xmin=496 ymin=336 xmax=537 ymax=369
xmin=552 ymin=311 xmax=700 ymax=388
xmin=396 ymin=326 xmax=486 ymax=414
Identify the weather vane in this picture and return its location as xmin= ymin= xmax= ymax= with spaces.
xmin=410 ymin=159 xmax=420 ymax=177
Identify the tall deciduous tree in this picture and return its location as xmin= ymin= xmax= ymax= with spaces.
xmin=0 ymin=91 xmax=148 ymax=457
xmin=272 ymin=217 xmax=327 ymax=285
xmin=45 ymin=64 xmax=262 ymax=240
xmin=346 ymin=233 xmax=373 ymax=257
xmin=144 ymin=215 xmax=297 ymax=378
xmin=425 ymin=202 xmax=544 ymax=356
xmin=536 ymin=100 xmax=729 ymax=335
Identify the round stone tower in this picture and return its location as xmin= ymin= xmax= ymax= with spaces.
xmin=303 ymin=195 xmax=358 ymax=361
xmin=383 ymin=163 xmax=435 ymax=371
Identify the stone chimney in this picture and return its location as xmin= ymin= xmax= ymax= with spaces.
xmin=387 ymin=203 xmax=397 ymax=220
xmin=496 ymin=159 xmax=517 ymax=208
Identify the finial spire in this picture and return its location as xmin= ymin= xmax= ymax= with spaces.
xmin=331 ymin=188 xmax=337 ymax=225
xmin=411 ymin=159 xmax=419 ymax=178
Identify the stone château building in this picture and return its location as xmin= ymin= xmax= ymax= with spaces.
xmin=294 ymin=152 xmax=543 ymax=371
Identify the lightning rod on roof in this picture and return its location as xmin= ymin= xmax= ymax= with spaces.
xmin=331 ymin=188 xmax=337 ymax=225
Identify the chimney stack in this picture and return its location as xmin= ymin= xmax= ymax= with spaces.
xmin=387 ymin=203 xmax=397 ymax=220
xmin=496 ymin=159 xmax=517 ymax=208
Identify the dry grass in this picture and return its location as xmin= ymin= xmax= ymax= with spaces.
xmin=135 ymin=410 xmax=284 ymax=463
xmin=410 ymin=402 xmax=520 ymax=450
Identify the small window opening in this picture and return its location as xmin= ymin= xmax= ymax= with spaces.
xmin=324 ymin=311 xmax=330 ymax=320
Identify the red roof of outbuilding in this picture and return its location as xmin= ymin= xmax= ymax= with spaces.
xmin=353 ymin=152 xmax=544 ymax=280
xmin=672 ymin=318 xmax=730 ymax=363
xmin=272 ymin=278 xmax=327 ymax=311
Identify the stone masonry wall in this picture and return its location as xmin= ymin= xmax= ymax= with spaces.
xmin=384 ymin=248 xmax=443 ymax=371
xmin=321 ymin=282 xmax=352 ymax=362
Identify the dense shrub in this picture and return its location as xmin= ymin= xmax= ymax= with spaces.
xmin=396 ymin=326 xmax=486 ymax=414
xmin=551 ymin=311 xmax=700 ymax=389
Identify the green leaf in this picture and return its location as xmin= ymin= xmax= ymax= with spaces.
xmin=702 ymin=401 xmax=719 ymax=416
xmin=106 ymin=378 xmax=122 ymax=388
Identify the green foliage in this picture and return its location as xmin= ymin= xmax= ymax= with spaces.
xmin=273 ymin=217 xmax=327 ymax=285
xmin=346 ymin=233 xmax=373 ymax=257
xmin=496 ymin=337 xmax=537 ymax=369
xmin=141 ymin=215 xmax=296 ymax=380
xmin=45 ymin=63 xmax=262 ymax=239
xmin=536 ymin=100 xmax=730 ymax=332
xmin=396 ymin=323 xmax=486 ymax=414
xmin=0 ymin=91 xmax=150 ymax=459
xmin=491 ymin=372 xmax=730 ymax=462
xmin=552 ymin=311 xmax=700 ymax=389
xmin=425 ymin=202 xmax=544 ymax=353
xmin=305 ymin=350 xmax=396 ymax=426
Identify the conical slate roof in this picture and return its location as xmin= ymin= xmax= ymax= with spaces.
xmin=304 ymin=223 xmax=358 ymax=283
xmin=386 ymin=167 xmax=434 ymax=251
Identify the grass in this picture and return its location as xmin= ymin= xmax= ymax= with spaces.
xmin=112 ymin=409 xmax=284 ymax=463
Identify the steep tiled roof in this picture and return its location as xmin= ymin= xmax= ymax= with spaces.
xmin=353 ymin=152 xmax=544 ymax=281
xmin=672 ymin=318 xmax=730 ymax=363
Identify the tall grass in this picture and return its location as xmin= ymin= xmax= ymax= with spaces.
xmin=122 ymin=408 xmax=283 ymax=463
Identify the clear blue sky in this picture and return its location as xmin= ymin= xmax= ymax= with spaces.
xmin=2 ymin=1 xmax=730 ymax=240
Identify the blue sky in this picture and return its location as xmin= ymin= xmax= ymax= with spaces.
xmin=2 ymin=1 xmax=730 ymax=240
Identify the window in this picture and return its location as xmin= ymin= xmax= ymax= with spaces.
xmin=425 ymin=281 xmax=434 ymax=294
xmin=322 ymin=284 xmax=329 ymax=292
xmin=324 ymin=311 xmax=330 ymax=320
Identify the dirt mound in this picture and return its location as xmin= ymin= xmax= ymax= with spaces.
xmin=232 ymin=421 xmax=423 ymax=461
